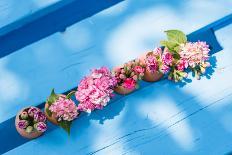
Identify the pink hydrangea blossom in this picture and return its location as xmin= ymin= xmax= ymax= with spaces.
xmin=179 ymin=41 xmax=210 ymax=68
xmin=49 ymin=96 xmax=78 ymax=121
xmin=75 ymin=67 xmax=117 ymax=113
xmin=122 ymin=78 xmax=136 ymax=90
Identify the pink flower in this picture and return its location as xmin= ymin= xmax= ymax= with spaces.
xmin=161 ymin=64 xmax=170 ymax=74
xmin=122 ymin=78 xmax=136 ymax=90
xmin=133 ymin=66 xmax=145 ymax=74
xmin=153 ymin=47 xmax=162 ymax=56
xmin=75 ymin=67 xmax=117 ymax=113
xmin=28 ymin=107 xmax=39 ymax=117
xmin=18 ymin=120 xmax=28 ymax=129
xmin=179 ymin=41 xmax=210 ymax=68
xmin=145 ymin=55 xmax=159 ymax=72
xmin=49 ymin=96 xmax=78 ymax=121
xmin=162 ymin=51 xmax=173 ymax=65
xmin=35 ymin=122 xmax=47 ymax=132
xmin=176 ymin=59 xmax=188 ymax=71
xmin=34 ymin=111 xmax=46 ymax=122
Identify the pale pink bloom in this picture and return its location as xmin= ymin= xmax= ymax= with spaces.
xmin=75 ymin=67 xmax=117 ymax=113
xmin=133 ymin=65 xmax=145 ymax=74
xmin=153 ymin=47 xmax=162 ymax=56
xmin=179 ymin=41 xmax=210 ymax=68
xmin=49 ymin=96 xmax=78 ymax=121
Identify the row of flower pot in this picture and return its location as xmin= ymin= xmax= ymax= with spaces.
xmin=15 ymin=30 xmax=211 ymax=139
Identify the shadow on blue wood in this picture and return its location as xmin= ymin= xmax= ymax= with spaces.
xmin=0 ymin=14 xmax=230 ymax=154
xmin=0 ymin=0 xmax=123 ymax=58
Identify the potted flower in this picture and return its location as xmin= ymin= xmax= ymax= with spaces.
xmin=179 ymin=41 xmax=210 ymax=80
xmin=142 ymin=48 xmax=164 ymax=82
xmin=75 ymin=67 xmax=117 ymax=113
xmin=113 ymin=59 xmax=145 ymax=94
xmin=160 ymin=30 xmax=210 ymax=81
xmin=45 ymin=89 xmax=78 ymax=135
xmin=15 ymin=107 xmax=47 ymax=139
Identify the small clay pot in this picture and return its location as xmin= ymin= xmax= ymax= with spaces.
xmin=114 ymin=86 xmax=135 ymax=95
xmin=15 ymin=107 xmax=43 ymax=139
xmin=44 ymin=103 xmax=58 ymax=125
xmin=143 ymin=70 xmax=163 ymax=82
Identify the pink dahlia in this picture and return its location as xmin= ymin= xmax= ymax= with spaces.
xmin=49 ymin=96 xmax=78 ymax=121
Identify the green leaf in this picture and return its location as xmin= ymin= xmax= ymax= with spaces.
xmin=165 ymin=30 xmax=187 ymax=44
xmin=58 ymin=120 xmax=72 ymax=135
xmin=47 ymin=89 xmax=59 ymax=106
xmin=160 ymin=40 xmax=178 ymax=51
xmin=46 ymin=107 xmax=52 ymax=117
xmin=66 ymin=91 xmax=76 ymax=99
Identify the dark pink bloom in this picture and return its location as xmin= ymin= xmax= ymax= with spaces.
xmin=35 ymin=122 xmax=47 ymax=132
xmin=34 ymin=111 xmax=46 ymax=122
xmin=28 ymin=107 xmax=39 ymax=117
xmin=162 ymin=52 xmax=173 ymax=65
xmin=18 ymin=120 xmax=28 ymax=129
xmin=122 ymin=78 xmax=136 ymax=90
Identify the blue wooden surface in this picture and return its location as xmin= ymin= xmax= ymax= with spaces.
xmin=0 ymin=0 xmax=60 ymax=28
xmin=0 ymin=0 xmax=232 ymax=154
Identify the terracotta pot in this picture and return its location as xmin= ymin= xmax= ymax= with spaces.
xmin=44 ymin=103 xmax=58 ymax=125
xmin=15 ymin=107 xmax=43 ymax=139
xmin=114 ymin=86 xmax=135 ymax=95
xmin=143 ymin=70 xmax=163 ymax=82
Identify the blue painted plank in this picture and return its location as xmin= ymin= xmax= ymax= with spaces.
xmin=0 ymin=0 xmax=232 ymax=154
xmin=0 ymin=0 xmax=123 ymax=58
xmin=0 ymin=0 xmax=61 ymax=28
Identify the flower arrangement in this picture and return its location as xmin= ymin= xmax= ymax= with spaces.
xmin=179 ymin=41 xmax=210 ymax=79
xmin=15 ymin=107 xmax=47 ymax=139
xmin=15 ymin=29 xmax=212 ymax=139
xmin=45 ymin=89 xmax=78 ymax=134
xmin=113 ymin=59 xmax=145 ymax=94
xmin=160 ymin=30 xmax=210 ymax=82
xmin=75 ymin=67 xmax=117 ymax=113
xmin=142 ymin=48 xmax=164 ymax=82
